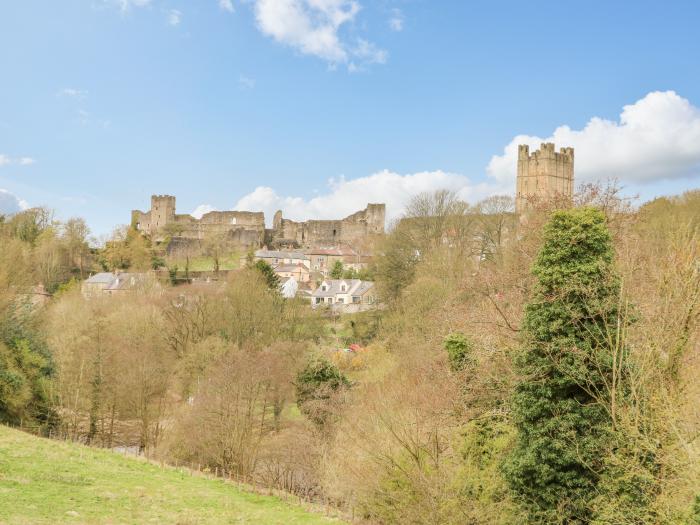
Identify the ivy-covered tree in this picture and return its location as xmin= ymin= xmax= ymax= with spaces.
xmin=503 ymin=207 xmax=620 ymax=523
xmin=295 ymin=357 xmax=349 ymax=427
xmin=0 ymin=304 xmax=57 ymax=432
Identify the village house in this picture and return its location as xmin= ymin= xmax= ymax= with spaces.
xmin=311 ymin=279 xmax=376 ymax=312
xmin=274 ymin=263 xmax=311 ymax=283
xmin=279 ymin=276 xmax=298 ymax=299
xmin=253 ymin=250 xmax=310 ymax=269
xmin=81 ymin=272 xmax=153 ymax=298
xmin=306 ymin=247 xmax=371 ymax=275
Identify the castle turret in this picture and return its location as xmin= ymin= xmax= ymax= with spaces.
xmin=515 ymin=143 xmax=574 ymax=214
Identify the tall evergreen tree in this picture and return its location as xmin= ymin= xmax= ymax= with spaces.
xmin=503 ymin=208 xmax=619 ymax=523
xmin=254 ymin=260 xmax=280 ymax=291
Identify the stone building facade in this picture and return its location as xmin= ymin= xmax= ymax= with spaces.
xmin=131 ymin=195 xmax=385 ymax=250
xmin=515 ymin=143 xmax=574 ymax=214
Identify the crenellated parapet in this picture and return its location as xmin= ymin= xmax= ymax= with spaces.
xmin=516 ymin=143 xmax=574 ymax=214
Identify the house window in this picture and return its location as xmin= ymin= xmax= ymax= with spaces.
xmin=328 ymin=298 xmax=333 ymax=304
xmin=341 ymin=285 xmax=346 ymax=292
xmin=352 ymin=296 xmax=360 ymax=304
xmin=337 ymin=298 xmax=344 ymax=304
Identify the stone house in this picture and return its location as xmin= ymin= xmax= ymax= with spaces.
xmin=81 ymin=272 xmax=153 ymax=298
xmin=306 ymin=247 xmax=370 ymax=275
xmin=311 ymin=279 xmax=376 ymax=312
xmin=274 ymin=263 xmax=310 ymax=283
xmin=254 ymin=250 xmax=310 ymax=269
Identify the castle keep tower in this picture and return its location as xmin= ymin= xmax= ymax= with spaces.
xmin=516 ymin=143 xmax=574 ymax=214
xmin=149 ymin=195 xmax=176 ymax=234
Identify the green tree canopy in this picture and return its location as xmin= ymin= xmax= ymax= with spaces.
xmin=254 ymin=260 xmax=280 ymax=291
xmin=330 ymin=260 xmax=344 ymax=279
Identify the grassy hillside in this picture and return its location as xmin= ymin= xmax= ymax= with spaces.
xmin=0 ymin=425 xmax=341 ymax=525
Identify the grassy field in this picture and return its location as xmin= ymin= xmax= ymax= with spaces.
xmin=0 ymin=425 xmax=342 ymax=525
xmin=167 ymin=254 xmax=241 ymax=272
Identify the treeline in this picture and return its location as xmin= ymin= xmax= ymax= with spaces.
xmin=1 ymin=187 xmax=699 ymax=523
xmin=325 ymin=187 xmax=699 ymax=523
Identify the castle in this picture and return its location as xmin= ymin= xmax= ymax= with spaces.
xmin=132 ymin=144 xmax=570 ymax=251
xmin=131 ymin=196 xmax=386 ymax=250
xmin=515 ymin=142 xmax=574 ymax=213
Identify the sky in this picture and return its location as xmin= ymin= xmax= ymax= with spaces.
xmin=1 ymin=0 xmax=700 ymax=238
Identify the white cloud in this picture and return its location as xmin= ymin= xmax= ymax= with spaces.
xmin=251 ymin=0 xmax=386 ymax=70
xmin=78 ymin=109 xmax=91 ymax=125
xmin=0 ymin=154 xmax=36 ymax=167
xmin=57 ymin=88 xmax=88 ymax=99
xmin=191 ymin=204 xmax=218 ymax=219
xmin=167 ymin=9 xmax=182 ymax=26
xmin=230 ymin=170 xmax=501 ymax=226
xmin=111 ymin=0 xmax=152 ymax=12
xmin=239 ymin=75 xmax=256 ymax=89
xmin=0 ymin=189 xmax=29 ymax=215
xmin=389 ymin=8 xmax=403 ymax=31
xmin=487 ymin=91 xmax=700 ymax=187
xmin=219 ymin=0 xmax=235 ymax=13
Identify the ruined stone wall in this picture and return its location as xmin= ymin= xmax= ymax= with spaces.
xmin=270 ymin=203 xmax=386 ymax=248
xmin=516 ymin=143 xmax=574 ymax=214
xmin=132 ymin=196 xmax=385 ymax=250
xmin=173 ymin=211 xmax=265 ymax=242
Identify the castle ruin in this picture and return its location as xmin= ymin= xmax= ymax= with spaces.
xmin=131 ymin=196 xmax=385 ymax=250
xmin=516 ymin=143 xmax=574 ymax=214
xmin=270 ymin=205 xmax=385 ymax=247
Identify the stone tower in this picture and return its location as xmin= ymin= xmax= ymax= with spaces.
xmin=150 ymin=194 xmax=176 ymax=234
xmin=516 ymin=143 xmax=574 ymax=214
xmin=365 ymin=203 xmax=386 ymax=234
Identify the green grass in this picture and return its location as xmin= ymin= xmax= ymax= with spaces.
xmin=0 ymin=425 xmax=342 ymax=525
xmin=168 ymin=254 xmax=241 ymax=272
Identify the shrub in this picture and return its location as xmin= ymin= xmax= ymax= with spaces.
xmin=295 ymin=357 xmax=349 ymax=427
xmin=443 ymin=332 xmax=474 ymax=371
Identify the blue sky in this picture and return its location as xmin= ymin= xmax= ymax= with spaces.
xmin=1 ymin=0 xmax=700 ymax=237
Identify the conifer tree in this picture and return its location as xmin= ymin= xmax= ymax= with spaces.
xmin=503 ymin=208 xmax=619 ymax=523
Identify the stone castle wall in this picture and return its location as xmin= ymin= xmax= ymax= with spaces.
xmin=131 ymin=196 xmax=385 ymax=249
xmin=516 ymin=143 xmax=574 ymax=214
xmin=270 ymin=204 xmax=385 ymax=248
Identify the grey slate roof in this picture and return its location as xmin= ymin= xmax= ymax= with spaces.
xmin=312 ymin=279 xmax=374 ymax=298
xmin=274 ymin=264 xmax=309 ymax=273
xmin=255 ymin=250 xmax=309 ymax=261
xmin=84 ymin=272 xmax=147 ymax=290
xmin=85 ymin=272 xmax=117 ymax=284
